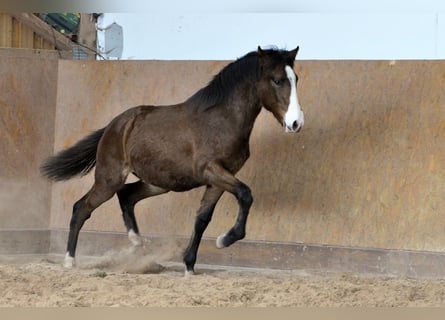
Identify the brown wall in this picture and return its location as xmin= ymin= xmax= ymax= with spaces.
xmin=50 ymin=59 xmax=445 ymax=253
xmin=0 ymin=49 xmax=58 ymax=234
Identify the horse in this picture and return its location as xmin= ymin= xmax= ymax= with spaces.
xmin=41 ymin=46 xmax=305 ymax=275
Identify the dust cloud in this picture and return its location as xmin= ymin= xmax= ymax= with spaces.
xmin=80 ymin=236 xmax=184 ymax=274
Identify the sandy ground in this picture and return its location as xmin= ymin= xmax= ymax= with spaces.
xmin=1 ymin=247 xmax=445 ymax=307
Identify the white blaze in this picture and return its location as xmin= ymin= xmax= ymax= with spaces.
xmin=284 ymin=65 xmax=304 ymax=132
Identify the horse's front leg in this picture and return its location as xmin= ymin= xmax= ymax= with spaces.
xmin=215 ymin=182 xmax=252 ymax=249
xmin=203 ymin=162 xmax=253 ymax=249
xmin=183 ymin=186 xmax=223 ymax=275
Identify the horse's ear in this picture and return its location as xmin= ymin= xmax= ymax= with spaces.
xmin=289 ymin=46 xmax=300 ymax=61
xmin=257 ymin=46 xmax=264 ymax=55
xmin=257 ymin=46 xmax=267 ymax=70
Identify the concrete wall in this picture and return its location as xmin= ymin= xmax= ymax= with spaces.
xmin=0 ymin=49 xmax=58 ymax=253
xmin=50 ymin=59 xmax=445 ymax=253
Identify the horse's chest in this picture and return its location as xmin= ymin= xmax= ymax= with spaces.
xmin=220 ymin=143 xmax=250 ymax=174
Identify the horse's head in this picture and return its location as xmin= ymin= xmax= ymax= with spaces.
xmin=257 ymin=46 xmax=304 ymax=133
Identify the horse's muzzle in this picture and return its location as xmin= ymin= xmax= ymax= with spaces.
xmin=284 ymin=108 xmax=304 ymax=133
xmin=285 ymin=119 xmax=303 ymax=133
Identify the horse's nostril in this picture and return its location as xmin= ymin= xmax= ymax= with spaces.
xmin=292 ymin=120 xmax=298 ymax=131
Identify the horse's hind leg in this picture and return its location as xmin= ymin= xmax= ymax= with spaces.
xmin=64 ymin=177 xmax=126 ymax=268
xmin=183 ymin=186 xmax=223 ymax=275
xmin=117 ymin=180 xmax=168 ymax=246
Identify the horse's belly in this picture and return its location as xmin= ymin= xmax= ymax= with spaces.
xmin=152 ymin=172 xmax=202 ymax=192
xmin=131 ymin=159 xmax=202 ymax=192
xmin=144 ymin=175 xmax=201 ymax=192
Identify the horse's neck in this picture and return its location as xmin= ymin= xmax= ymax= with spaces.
xmin=189 ymin=79 xmax=262 ymax=140
xmin=228 ymin=82 xmax=262 ymax=137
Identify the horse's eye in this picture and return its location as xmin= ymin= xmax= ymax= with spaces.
xmin=272 ymin=78 xmax=285 ymax=86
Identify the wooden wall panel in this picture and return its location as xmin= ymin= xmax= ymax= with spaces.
xmin=0 ymin=13 xmax=67 ymax=50
xmin=0 ymin=13 xmax=13 ymax=47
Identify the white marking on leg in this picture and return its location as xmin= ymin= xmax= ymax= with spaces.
xmin=63 ymin=252 xmax=75 ymax=268
xmin=128 ymin=229 xmax=142 ymax=246
xmin=284 ymin=65 xmax=304 ymax=132
xmin=184 ymin=268 xmax=195 ymax=277
xmin=216 ymin=234 xmax=226 ymax=249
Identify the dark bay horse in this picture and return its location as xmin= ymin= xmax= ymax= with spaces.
xmin=41 ymin=46 xmax=305 ymax=275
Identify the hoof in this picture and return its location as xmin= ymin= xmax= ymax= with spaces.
xmin=184 ymin=269 xmax=195 ymax=277
xmin=63 ymin=253 xmax=75 ymax=269
xmin=216 ymin=234 xmax=226 ymax=249
xmin=128 ymin=229 xmax=142 ymax=246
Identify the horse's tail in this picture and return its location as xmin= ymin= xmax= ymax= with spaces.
xmin=40 ymin=127 xmax=106 ymax=181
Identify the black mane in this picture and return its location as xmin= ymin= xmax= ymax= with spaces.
xmin=187 ymin=51 xmax=260 ymax=110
